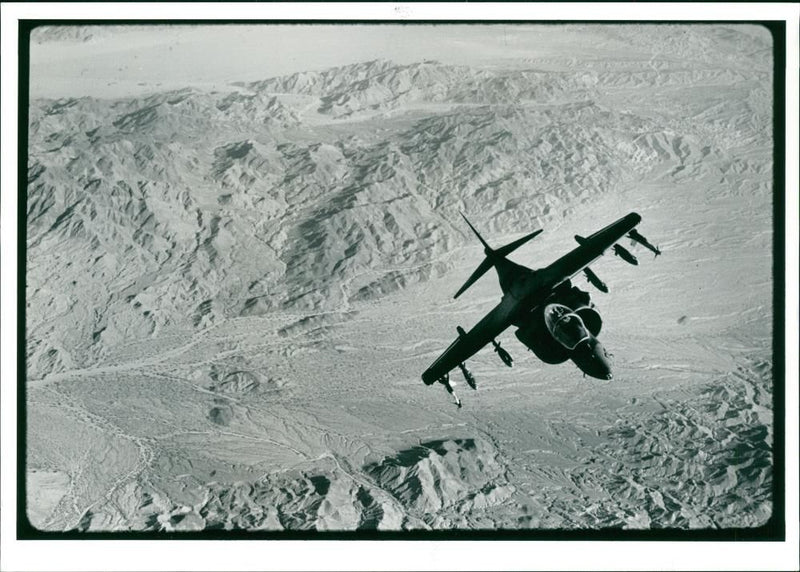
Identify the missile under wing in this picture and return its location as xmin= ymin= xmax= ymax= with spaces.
xmin=627 ymin=229 xmax=661 ymax=256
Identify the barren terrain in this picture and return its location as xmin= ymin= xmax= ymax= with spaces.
xmin=26 ymin=24 xmax=774 ymax=531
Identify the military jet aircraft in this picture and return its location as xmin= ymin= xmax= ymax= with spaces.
xmin=422 ymin=212 xmax=656 ymax=403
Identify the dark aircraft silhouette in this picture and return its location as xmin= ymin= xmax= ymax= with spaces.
xmin=422 ymin=212 xmax=654 ymax=403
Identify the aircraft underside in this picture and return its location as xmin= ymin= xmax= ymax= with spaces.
xmin=513 ymin=282 xmax=613 ymax=379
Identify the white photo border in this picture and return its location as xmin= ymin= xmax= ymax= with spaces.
xmin=2 ymin=3 xmax=797 ymax=571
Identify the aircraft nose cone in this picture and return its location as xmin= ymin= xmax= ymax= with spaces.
xmin=571 ymin=338 xmax=614 ymax=381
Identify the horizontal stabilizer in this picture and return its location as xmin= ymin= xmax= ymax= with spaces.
xmin=454 ymin=257 xmax=494 ymax=299
xmin=495 ymin=229 xmax=543 ymax=258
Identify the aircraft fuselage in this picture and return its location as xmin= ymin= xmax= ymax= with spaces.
xmin=502 ymin=275 xmax=613 ymax=380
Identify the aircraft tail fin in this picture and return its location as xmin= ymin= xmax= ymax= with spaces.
xmin=454 ymin=214 xmax=542 ymax=299
xmin=460 ymin=212 xmax=493 ymax=254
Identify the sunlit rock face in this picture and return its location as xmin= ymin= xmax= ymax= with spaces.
xmin=26 ymin=24 xmax=774 ymax=532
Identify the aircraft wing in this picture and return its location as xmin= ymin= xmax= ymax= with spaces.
xmin=545 ymin=211 xmax=642 ymax=289
xmin=421 ymin=295 xmax=517 ymax=385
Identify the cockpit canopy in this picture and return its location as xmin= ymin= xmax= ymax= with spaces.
xmin=544 ymin=303 xmax=591 ymax=350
